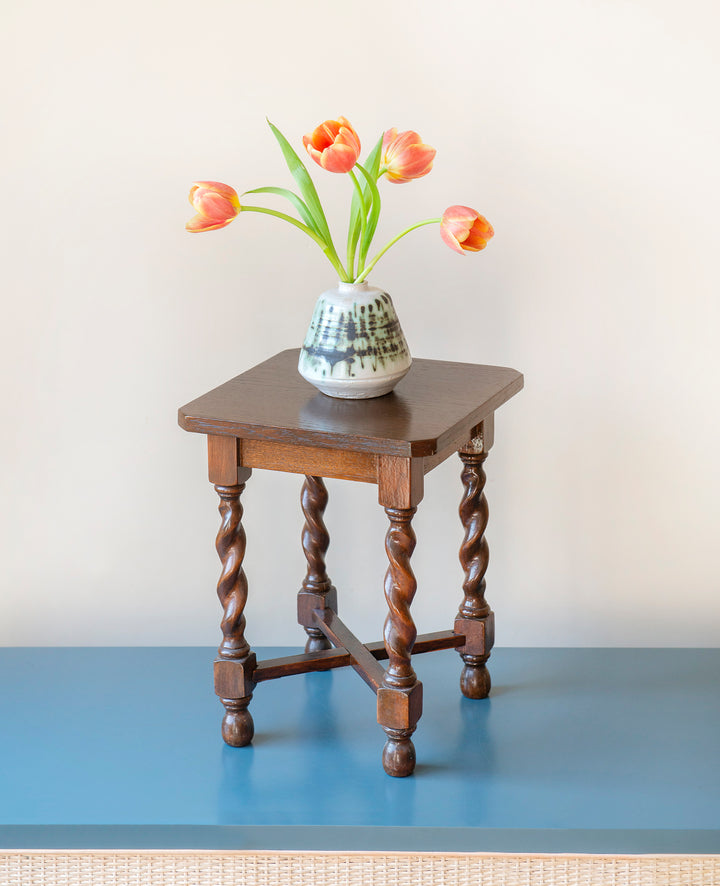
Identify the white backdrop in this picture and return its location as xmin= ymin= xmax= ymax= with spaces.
xmin=2 ymin=0 xmax=718 ymax=647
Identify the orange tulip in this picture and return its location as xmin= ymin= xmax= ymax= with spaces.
xmin=303 ymin=116 xmax=361 ymax=174
xmin=186 ymin=181 xmax=241 ymax=232
xmin=380 ymin=128 xmax=436 ymax=183
xmin=440 ymin=206 xmax=494 ymax=254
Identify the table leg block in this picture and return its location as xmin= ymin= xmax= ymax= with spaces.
xmin=214 ymin=654 xmax=257 ymax=700
xmin=214 ymin=654 xmax=257 ymax=748
xmin=298 ymin=588 xmax=338 ymax=634
xmin=377 ymin=682 xmax=423 ymax=779
xmin=454 ymin=612 xmax=495 ymax=657
xmin=454 ymin=612 xmax=494 ymax=699
xmin=377 ymin=682 xmax=423 ymax=732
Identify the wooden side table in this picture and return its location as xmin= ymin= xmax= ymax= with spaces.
xmin=179 ymin=349 xmax=523 ymax=777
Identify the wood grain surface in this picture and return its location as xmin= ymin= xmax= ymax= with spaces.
xmin=179 ymin=349 xmax=523 ymax=458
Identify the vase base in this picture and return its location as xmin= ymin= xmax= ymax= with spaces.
xmin=300 ymin=364 xmax=411 ymax=400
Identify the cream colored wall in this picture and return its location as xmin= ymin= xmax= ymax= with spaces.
xmin=2 ymin=0 xmax=718 ymax=647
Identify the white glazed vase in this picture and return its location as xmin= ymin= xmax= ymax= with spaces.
xmin=298 ymin=281 xmax=412 ymax=399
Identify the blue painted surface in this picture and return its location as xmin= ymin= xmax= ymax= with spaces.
xmin=0 ymin=647 xmax=718 ymax=851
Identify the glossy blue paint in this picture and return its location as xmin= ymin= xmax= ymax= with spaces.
xmin=0 ymin=647 xmax=718 ymax=852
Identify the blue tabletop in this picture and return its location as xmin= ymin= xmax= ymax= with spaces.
xmin=0 ymin=647 xmax=718 ymax=852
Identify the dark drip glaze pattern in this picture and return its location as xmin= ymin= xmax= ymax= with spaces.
xmin=301 ymin=289 xmax=410 ymax=379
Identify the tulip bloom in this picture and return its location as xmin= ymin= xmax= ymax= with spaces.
xmin=186 ymin=181 xmax=241 ymax=232
xmin=440 ymin=206 xmax=494 ymax=254
xmin=303 ymin=117 xmax=361 ymax=174
xmin=380 ymin=128 xmax=436 ymax=183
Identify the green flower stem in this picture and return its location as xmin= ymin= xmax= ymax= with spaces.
xmin=355 ymin=162 xmax=382 ymax=272
xmin=347 ymin=169 xmax=368 ymax=279
xmin=354 ymin=218 xmax=441 ymax=283
xmin=241 ymin=205 xmax=350 ymax=281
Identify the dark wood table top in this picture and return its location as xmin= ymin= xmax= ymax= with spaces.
xmin=178 ymin=349 xmax=523 ymax=458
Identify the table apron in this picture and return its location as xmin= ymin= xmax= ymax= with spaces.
xmin=240 ymin=438 xmax=378 ymax=483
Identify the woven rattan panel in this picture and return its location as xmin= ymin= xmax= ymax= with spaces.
xmin=1 ymin=851 xmax=718 ymax=886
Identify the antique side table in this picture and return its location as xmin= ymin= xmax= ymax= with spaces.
xmin=178 ymin=349 xmax=523 ymax=777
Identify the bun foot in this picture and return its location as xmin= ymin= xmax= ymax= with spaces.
xmin=382 ymin=735 xmax=416 ymax=777
xmin=221 ymin=701 xmax=254 ymax=747
xmin=460 ymin=662 xmax=491 ymax=699
xmin=304 ymin=634 xmax=332 ymax=654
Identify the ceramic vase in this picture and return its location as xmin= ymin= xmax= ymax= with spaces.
xmin=298 ymin=281 xmax=412 ymax=399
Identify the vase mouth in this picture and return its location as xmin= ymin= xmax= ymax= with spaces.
xmin=338 ymin=280 xmax=371 ymax=293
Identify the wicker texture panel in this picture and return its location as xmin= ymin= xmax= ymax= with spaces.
xmin=1 ymin=852 xmax=719 ymax=886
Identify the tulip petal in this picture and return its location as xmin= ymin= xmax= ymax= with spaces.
xmin=191 ymin=180 xmax=240 ymax=202
xmin=320 ymin=122 xmax=338 ymax=145
xmin=382 ymin=128 xmax=398 ymax=155
xmin=337 ymin=123 xmax=361 ymax=153
xmin=381 ymin=128 xmax=436 ymax=184
xmin=460 ymin=231 xmax=488 ymax=251
xmin=443 ymin=217 xmax=473 ymax=242
xmin=440 ymin=206 xmax=493 ymax=254
xmin=186 ymin=181 xmax=241 ymax=232
xmin=303 ymin=115 xmax=361 ymax=174
xmin=194 ymin=190 xmax=239 ymax=220
xmin=186 ymin=213 xmax=234 ymax=232
xmin=463 ymin=218 xmax=494 ymax=251
xmin=445 ymin=205 xmax=478 ymax=224
xmin=303 ymin=138 xmax=323 ymax=166
xmin=440 ymin=225 xmax=466 ymax=254
xmin=321 ymin=142 xmax=356 ymax=173
xmin=388 ymin=130 xmax=419 ymax=156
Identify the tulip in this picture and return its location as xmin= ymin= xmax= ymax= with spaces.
xmin=380 ymin=128 xmax=436 ymax=184
xmin=303 ymin=116 xmax=361 ymax=174
xmin=186 ymin=181 xmax=241 ymax=232
xmin=440 ymin=206 xmax=494 ymax=254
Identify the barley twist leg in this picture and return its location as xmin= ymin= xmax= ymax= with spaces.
xmin=298 ymin=476 xmax=337 ymax=653
xmin=215 ymin=483 xmax=255 ymax=746
xmin=379 ymin=506 xmax=422 ymax=777
xmin=455 ymin=452 xmax=494 ymax=699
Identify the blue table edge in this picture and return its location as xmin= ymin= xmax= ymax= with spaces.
xmin=1 ymin=826 xmax=719 ymax=854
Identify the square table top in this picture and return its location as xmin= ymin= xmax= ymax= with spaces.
xmin=178 ymin=349 xmax=523 ymax=458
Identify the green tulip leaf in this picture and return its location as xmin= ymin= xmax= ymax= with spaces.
xmin=266 ymin=119 xmax=350 ymax=279
xmin=365 ymin=134 xmax=384 ymax=180
xmin=243 ymin=186 xmax=322 ymax=238
xmin=347 ymin=192 xmax=363 ymax=278
xmin=355 ymin=161 xmax=382 ymax=268
xmin=346 ymin=135 xmax=383 ymax=278
xmin=266 ymin=120 xmax=332 ymax=245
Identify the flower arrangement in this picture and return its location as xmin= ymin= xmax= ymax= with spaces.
xmin=186 ymin=116 xmax=493 ymax=284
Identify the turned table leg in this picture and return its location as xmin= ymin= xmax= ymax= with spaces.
xmin=213 ymin=478 xmax=257 ymax=747
xmin=297 ymin=476 xmax=338 ymax=654
xmin=455 ymin=443 xmax=495 ymax=699
xmin=377 ymin=456 xmax=424 ymax=777
xmin=379 ymin=506 xmax=423 ymax=777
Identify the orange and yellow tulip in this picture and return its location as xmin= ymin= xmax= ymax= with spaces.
xmin=440 ymin=206 xmax=494 ymax=254
xmin=186 ymin=181 xmax=241 ymax=232
xmin=303 ymin=117 xmax=361 ymax=174
xmin=380 ymin=128 xmax=436 ymax=183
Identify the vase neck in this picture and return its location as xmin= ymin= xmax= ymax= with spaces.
xmin=337 ymin=281 xmax=371 ymax=295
